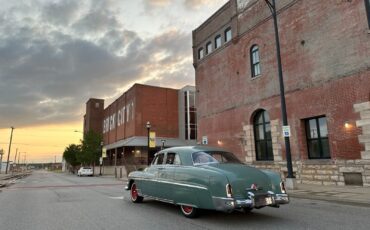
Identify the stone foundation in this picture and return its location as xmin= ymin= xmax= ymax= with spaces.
xmin=249 ymin=159 xmax=370 ymax=187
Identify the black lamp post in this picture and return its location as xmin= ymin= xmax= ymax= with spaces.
xmin=146 ymin=121 xmax=151 ymax=164
xmin=99 ymin=141 xmax=104 ymax=176
xmin=161 ymin=139 xmax=166 ymax=150
xmin=265 ymin=0 xmax=294 ymax=179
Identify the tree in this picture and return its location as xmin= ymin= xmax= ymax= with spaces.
xmin=63 ymin=144 xmax=81 ymax=173
xmin=79 ymin=130 xmax=102 ymax=166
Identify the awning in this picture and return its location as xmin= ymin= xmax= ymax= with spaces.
xmin=104 ymin=136 xmax=195 ymax=150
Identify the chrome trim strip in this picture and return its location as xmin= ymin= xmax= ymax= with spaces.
xmin=129 ymin=177 xmax=208 ymax=190
xmin=142 ymin=195 xmax=174 ymax=204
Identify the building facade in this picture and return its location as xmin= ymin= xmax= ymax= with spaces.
xmin=193 ymin=0 xmax=370 ymax=186
xmin=84 ymin=84 xmax=197 ymax=167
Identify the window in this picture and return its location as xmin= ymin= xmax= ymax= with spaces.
xmin=215 ymin=35 xmax=221 ymax=49
xmin=166 ymin=152 xmax=181 ymax=165
xmin=250 ymin=45 xmax=261 ymax=77
xmin=253 ymin=110 xmax=273 ymax=161
xmin=365 ymin=0 xmax=370 ymax=28
xmin=198 ymin=48 xmax=204 ymax=59
xmin=192 ymin=151 xmax=242 ymax=165
xmin=225 ymin=27 xmax=232 ymax=42
xmin=184 ymin=91 xmax=197 ymax=140
xmin=305 ymin=116 xmax=330 ymax=159
xmin=206 ymin=42 xmax=212 ymax=55
xmin=153 ymin=154 xmax=165 ymax=165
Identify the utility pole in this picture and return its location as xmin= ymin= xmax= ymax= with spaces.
xmin=5 ymin=126 xmax=15 ymax=174
xmin=12 ymin=148 xmax=18 ymax=174
xmin=0 ymin=149 xmax=4 ymax=174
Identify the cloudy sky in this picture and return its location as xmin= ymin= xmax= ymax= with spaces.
xmin=0 ymin=0 xmax=227 ymax=162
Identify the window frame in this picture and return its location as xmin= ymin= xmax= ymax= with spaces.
xmin=250 ymin=45 xmax=261 ymax=78
xmin=253 ymin=110 xmax=274 ymax=161
xmin=206 ymin=41 xmax=212 ymax=55
xmin=365 ymin=0 xmax=370 ymax=29
xmin=215 ymin=35 xmax=222 ymax=49
xmin=198 ymin=48 xmax=204 ymax=60
xmin=305 ymin=116 xmax=331 ymax=159
xmin=224 ymin=27 xmax=232 ymax=43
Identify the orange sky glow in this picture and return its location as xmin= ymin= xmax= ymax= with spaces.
xmin=0 ymin=122 xmax=83 ymax=163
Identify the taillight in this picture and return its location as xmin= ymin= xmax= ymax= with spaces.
xmin=280 ymin=181 xmax=286 ymax=194
xmin=251 ymin=183 xmax=258 ymax=190
xmin=226 ymin=184 xmax=233 ymax=198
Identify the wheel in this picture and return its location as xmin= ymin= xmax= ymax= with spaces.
xmin=180 ymin=205 xmax=198 ymax=218
xmin=130 ymin=182 xmax=143 ymax=203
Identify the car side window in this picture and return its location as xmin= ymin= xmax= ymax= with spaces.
xmin=154 ymin=154 xmax=165 ymax=165
xmin=166 ymin=152 xmax=181 ymax=165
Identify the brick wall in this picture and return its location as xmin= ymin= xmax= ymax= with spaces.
xmin=194 ymin=0 xmax=370 ymax=186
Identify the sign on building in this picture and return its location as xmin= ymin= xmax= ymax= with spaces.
xmin=102 ymin=147 xmax=107 ymax=158
xmin=149 ymin=131 xmax=156 ymax=148
xmin=282 ymin=126 xmax=291 ymax=137
xmin=202 ymin=136 xmax=208 ymax=145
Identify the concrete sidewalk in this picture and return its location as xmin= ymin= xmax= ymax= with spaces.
xmin=288 ymin=184 xmax=370 ymax=207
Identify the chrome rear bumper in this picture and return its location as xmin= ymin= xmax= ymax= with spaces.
xmin=212 ymin=193 xmax=289 ymax=212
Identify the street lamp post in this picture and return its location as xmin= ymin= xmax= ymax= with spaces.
xmin=146 ymin=121 xmax=151 ymax=164
xmin=99 ymin=141 xmax=104 ymax=176
xmin=5 ymin=126 xmax=15 ymax=174
xmin=264 ymin=0 xmax=295 ymax=183
xmin=161 ymin=139 xmax=166 ymax=150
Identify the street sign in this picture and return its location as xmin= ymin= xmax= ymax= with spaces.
xmin=99 ymin=157 xmax=103 ymax=165
xmin=282 ymin=126 xmax=291 ymax=137
xmin=202 ymin=136 xmax=208 ymax=145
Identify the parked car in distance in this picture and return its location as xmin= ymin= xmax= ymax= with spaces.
xmin=126 ymin=146 xmax=289 ymax=218
xmin=77 ymin=167 xmax=93 ymax=177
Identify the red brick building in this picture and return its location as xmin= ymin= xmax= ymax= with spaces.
xmin=84 ymin=84 xmax=197 ymax=166
xmin=193 ymin=0 xmax=370 ymax=186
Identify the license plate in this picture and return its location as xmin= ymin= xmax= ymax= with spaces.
xmin=265 ymin=197 xmax=273 ymax=205
xmin=255 ymin=196 xmax=272 ymax=207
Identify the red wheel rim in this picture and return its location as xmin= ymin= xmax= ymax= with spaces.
xmin=182 ymin=205 xmax=193 ymax=214
xmin=131 ymin=184 xmax=138 ymax=200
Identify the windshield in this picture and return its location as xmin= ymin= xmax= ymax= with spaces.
xmin=192 ymin=151 xmax=242 ymax=165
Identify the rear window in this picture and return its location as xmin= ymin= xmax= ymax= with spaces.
xmin=192 ymin=151 xmax=242 ymax=165
xmin=83 ymin=167 xmax=92 ymax=170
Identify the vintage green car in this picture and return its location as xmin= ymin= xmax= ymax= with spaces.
xmin=125 ymin=146 xmax=289 ymax=218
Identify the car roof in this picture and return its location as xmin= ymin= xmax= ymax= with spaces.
xmin=156 ymin=145 xmax=228 ymax=166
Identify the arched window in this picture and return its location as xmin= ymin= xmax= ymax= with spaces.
xmin=250 ymin=45 xmax=261 ymax=77
xmin=215 ymin=35 xmax=221 ymax=49
xmin=206 ymin=42 xmax=212 ymax=55
xmin=253 ymin=110 xmax=273 ymax=161
xmin=225 ymin=27 xmax=232 ymax=42
xmin=198 ymin=48 xmax=204 ymax=59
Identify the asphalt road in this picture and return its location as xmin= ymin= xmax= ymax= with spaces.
xmin=0 ymin=171 xmax=370 ymax=230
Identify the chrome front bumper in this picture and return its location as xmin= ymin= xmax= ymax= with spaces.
xmin=212 ymin=193 xmax=289 ymax=212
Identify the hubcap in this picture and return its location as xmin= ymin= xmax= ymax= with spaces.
xmin=182 ymin=205 xmax=193 ymax=214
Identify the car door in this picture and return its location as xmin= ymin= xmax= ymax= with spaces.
xmin=155 ymin=152 xmax=178 ymax=201
xmin=142 ymin=153 xmax=165 ymax=198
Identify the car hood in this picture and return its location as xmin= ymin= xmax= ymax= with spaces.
xmin=200 ymin=163 xmax=273 ymax=197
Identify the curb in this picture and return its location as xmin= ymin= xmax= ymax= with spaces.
xmin=289 ymin=193 xmax=370 ymax=208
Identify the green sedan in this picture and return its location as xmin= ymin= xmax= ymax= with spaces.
xmin=125 ymin=146 xmax=289 ymax=218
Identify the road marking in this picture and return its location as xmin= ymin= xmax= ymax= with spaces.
xmin=109 ymin=196 xmax=124 ymax=200
xmin=5 ymin=183 xmax=123 ymax=190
